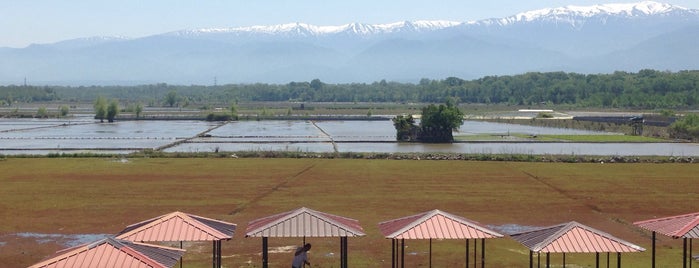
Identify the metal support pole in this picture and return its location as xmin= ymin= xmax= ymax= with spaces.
xmin=180 ymin=241 xmax=183 ymax=268
xmin=262 ymin=237 xmax=268 ymax=268
xmin=529 ymin=251 xmax=533 ymax=268
xmin=481 ymin=238 xmax=485 ymax=268
xmin=392 ymin=239 xmax=396 ymax=268
xmin=401 ymin=239 xmax=405 ymax=268
xmin=212 ymin=241 xmax=216 ymax=268
xmin=537 ymin=252 xmax=540 ymax=268
xmin=546 ymin=253 xmax=550 ymax=268
xmin=341 ymin=237 xmax=348 ymax=268
xmin=607 ymin=252 xmax=610 ymax=268
xmin=652 ymin=231 xmax=656 ymax=268
xmin=428 ymin=238 xmax=432 ymax=268
xmin=685 ymin=238 xmax=688 ymax=268
xmin=474 ymin=239 xmax=477 ymax=268
xmin=466 ymin=239 xmax=469 ymax=268
xmin=690 ymin=239 xmax=693 ymax=268
xmin=596 ymin=252 xmax=600 ymax=268
xmin=563 ymin=253 xmax=565 ymax=268
xmin=617 ymin=253 xmax=621 ymax=268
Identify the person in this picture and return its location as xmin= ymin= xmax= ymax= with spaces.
xmin=292 ymin=243 xmax=311 ymax=268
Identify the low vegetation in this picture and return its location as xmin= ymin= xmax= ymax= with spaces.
xmin=1 ymin=158 xmax=697 ymax=267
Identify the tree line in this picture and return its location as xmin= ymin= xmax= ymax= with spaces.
xmin=3 ymin=70 xmax=699 ymax=109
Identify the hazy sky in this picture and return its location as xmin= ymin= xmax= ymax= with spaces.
xmin=1 ymin=0 xmax=698 ymax=48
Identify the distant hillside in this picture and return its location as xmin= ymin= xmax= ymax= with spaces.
xmin=1 ymin=1 xmax=698 ymax=85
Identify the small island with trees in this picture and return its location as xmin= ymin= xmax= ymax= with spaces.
xmin=392 ymin=98 xmax=464 ymax=143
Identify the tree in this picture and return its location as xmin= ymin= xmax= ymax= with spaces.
xmin=36 ymin=106 xmax=48 ymax=118
xmin=669 ymin=114 xmax=699 ymax=141
xmin=165 ymin=90 xmax=178 ymax=107
xmin=418 ymin=99 xmax=464 ymax=143
xmin=59 ymin=105 xmax=69 ymax=117
xmin=94 ymin=96 xmax=107 ymax=122
xmin=392 ymin=99 xmax=464 ymax=143
xmin=392 ymin=114 xmax=417 ymax=141
xmin=107 ymin=99 xmax=119 ymax=123
xmin=135 ymin=103 xmax=143 ymax=118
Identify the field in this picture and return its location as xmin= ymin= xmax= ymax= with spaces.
xmin=1 ymin=158 xmax=698 ymax=267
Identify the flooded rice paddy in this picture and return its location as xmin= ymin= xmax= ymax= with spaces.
xmin=1 ymin=118 xmax=698 ymax=156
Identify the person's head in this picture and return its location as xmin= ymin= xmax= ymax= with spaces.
xmin=303 ymin=243 xmax=312 ymax=251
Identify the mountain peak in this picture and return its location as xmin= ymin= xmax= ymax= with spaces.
xmin=504 ymin=1 xmax=687 ymax=24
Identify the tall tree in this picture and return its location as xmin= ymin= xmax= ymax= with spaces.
xmin=166 ymin=90 xmax=178 ymax=107
xmin=94 ymin=96 xmax=107 ymax=123
xmin=419 ymin=99 xmax=464 ymax=143
xmin=107 ymin=99 xmax=119 ymax=123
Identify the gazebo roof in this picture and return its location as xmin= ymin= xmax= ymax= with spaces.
xmin=633 ymin=212 xmax=699 ymax=239
xmin=245 ymin=207 xmax=365 ymax=237
xmin=117 ymin=211 xmax=236 ymax=242
xmin=28 ymin=237 xmax=185 ymax=268
xmin=510 ymin=221 xmax=645 ymax=253
xmin=378 ymin=209 xmax=504 ymax=239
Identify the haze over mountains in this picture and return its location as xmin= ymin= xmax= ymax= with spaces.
xmin=2 ymin=1 xmax=698 ymax=85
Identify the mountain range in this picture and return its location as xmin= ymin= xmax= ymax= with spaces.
xmin=2 ymin=1 xmax=698 ymax=85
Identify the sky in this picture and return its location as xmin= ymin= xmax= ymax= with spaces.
xmin=1 ymin=0 xmax=698 ymax=48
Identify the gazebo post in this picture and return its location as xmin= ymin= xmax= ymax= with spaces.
xmin=529 ymin=250 xmax=532 ymax=268
xmin=212 ymin=240 xmax=216 ymax=268
xmin=684 ymin=238 xmax=688 ymax=268
xmin=473 ymin=239 xmax=477 ymax=268
xmin=652 ymin=231 xmax=656 ymax=268
xmin=606 ymin=252 xmax=609 ymax=268
xmin=545 ymin=252 xmax=550 ymax=268
xmin=341 ymin=236 xmax=348 ymax=268
xmin=690 ymin=239 xmax=693 ymax=268
xmin=219 ymin=240 xmax=223 ymax=268
xmin=466 ymin=239 xmax=469 ymax=268
xmin=537 ymin=252 xmax=540 ymax=268
xmin=481 ymin=238 xmax=485 ymax=268
xmin=392 ymin=239 xmax=395 ymax=268
xmin=429 ymin=238 xmax=432 ymax=268
xmin=262 ymin=237 xmax=268 ymax=268
xmin=562 ymin=253 xmax=565 ymax=268
xmin=401 ymin=238 xmax=405 ymax=268
xmin=596 ymin=252 xmax=600 ymax=268
xmin=180 ymin=241 xmax=183 ymax=268
xmin=617 ymin=252 xmax=621 ymax=268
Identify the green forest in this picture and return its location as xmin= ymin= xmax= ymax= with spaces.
xmin=2 ymin=69 xmax=699 ymax=109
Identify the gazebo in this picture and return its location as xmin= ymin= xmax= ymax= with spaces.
xmin=116 ymin=211 xmax=236 ymax=268
xmin=245 ymin=207 xmax=365 ymax=268
xmin=28 ymin=236 xmax=185 ymax=268
xmin=510 ymin=221 xmax=645 ymax=268
xmin=378 ymin=209 xmax=504 ymax=268
xmin=634 ymin=212 xmax=699 ymax=268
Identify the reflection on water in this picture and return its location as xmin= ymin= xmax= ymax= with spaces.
xmin=1 ymin=119 xmax=698 ymax=156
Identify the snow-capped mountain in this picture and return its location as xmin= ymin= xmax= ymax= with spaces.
xmin=493 ymin=1 xmax=692 ymax=26
xmin=1 ymin=1 xmax=698 ymax=85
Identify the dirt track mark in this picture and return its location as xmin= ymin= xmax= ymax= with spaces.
xmin=521 ymin=171 xmax=602 ymax=213
xmin=229 ymin=163 xmax=317 ymax=215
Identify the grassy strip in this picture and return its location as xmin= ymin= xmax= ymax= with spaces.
xmin=528 ymin=134 xmax=667 ymax=142
xmin=1 ymin=150 xmax=695 ymax=163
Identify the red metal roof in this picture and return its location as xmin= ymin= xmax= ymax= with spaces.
xmin=378 ymin=209 xmax=504 ymax=239
xmin=245 ymin=207 xmax=365 ymax=237
xmin=28 ymin=237 xmax=185 ymax=268
xmin=633 ymin=212 xmax=699 ymax=239
xmin=116 ymin=211 xmax=236 ymax=242
xmin=510 ymin=221 xmax=645 ymax=253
